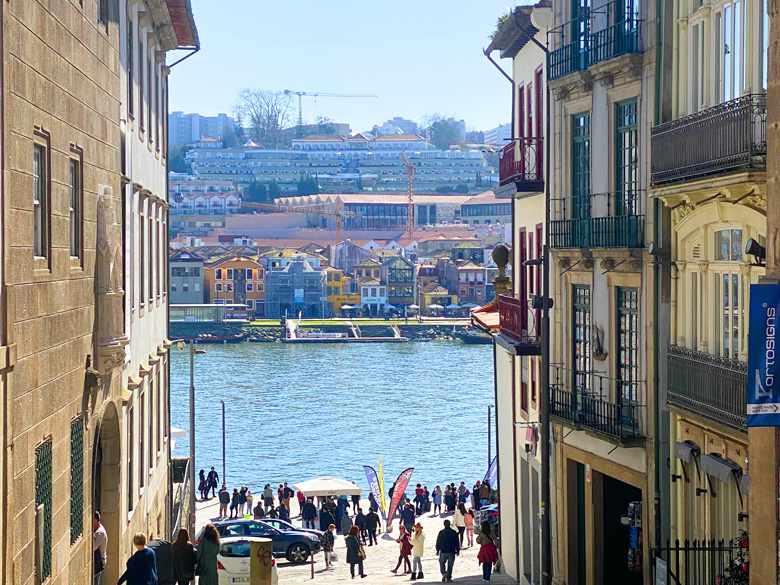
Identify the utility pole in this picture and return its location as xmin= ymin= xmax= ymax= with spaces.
xmin=488 ymin=405 xmax=492 ymax=469
xmin=220 ymin=400 xmax=226 ymax=485
xmin=188 ymin=341 xmax=196 ymax=537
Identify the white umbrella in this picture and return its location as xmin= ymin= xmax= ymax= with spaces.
xmin=170 ymin=426 xmax=187 ymax=438
xmin=428 ymin=303 xmax=444 ymax=310
xmin=341 ymin=304 xmax=354 ymax=309
xmin=293 ymin=476 xmax=362 ymax=497
xmin=409 ymin=304 xmax=420 ymax=309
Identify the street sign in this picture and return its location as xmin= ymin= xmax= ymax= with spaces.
xmin=655 ymin=558 xmax=668 ymax=585
xmin=294 ymin=288 xmax=304 ymax=302
xmin=747 ymin=284 xmax=780 ymax=426
xmin=320 ymin=296 xmax=327 ymax=301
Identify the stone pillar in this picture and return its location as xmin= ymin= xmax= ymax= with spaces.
xmin=750 ymin=2 xmax=780 ymax=580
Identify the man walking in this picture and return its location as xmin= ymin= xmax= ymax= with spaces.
xmin=207 ymin=467 xmax=219 ymax=498
xmin=218 ymin=485 xmax=230 ymax=518
xmin=302 ymin=498 xmax=318 ymax=530
xmin=283 ymin=482 xmax=294 ymax=509
xmin=472 ymin=481 xmax=482 ymax=511
xmin=93 ymin=511 xmax=107 ymax=585
xmin=355 ymin=508 xmax=368 ymax=544
xmin=435 ymin=519 xmax=460 ymax=583
xmin=401 ymin=503 xmax=416 ymax=535
xmin=366 ymin=507 xmax=380 ymax=546
xmin=340 ymin=509 xmax=353 ymax=535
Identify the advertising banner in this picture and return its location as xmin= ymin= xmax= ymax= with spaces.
xmin=386 ymin=468 xmax=414 ymax=530
xmin=483 ymin=455 xmax=498 ymax=489
xmin=363 ymin=466 xmax=386 ymax=520
xmin=747 ymin=284 xmax=780 ymax=426
xmin=378 ymin=455 xmax=387 ymax=517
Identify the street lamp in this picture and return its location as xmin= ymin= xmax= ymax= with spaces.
xmin=176 ymin=339 xmax=206 ymax=536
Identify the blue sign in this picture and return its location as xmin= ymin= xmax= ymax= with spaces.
xmin=363 ymin=465 xmax=386 ymax=520
xmin=747 ymin=284 xmax=780 ymax=426
xmin=483 ymin=455 xmax=498 ymax=489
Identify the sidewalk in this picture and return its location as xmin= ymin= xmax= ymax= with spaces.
xmin=194 ymin=498 xmax=514 ymax=585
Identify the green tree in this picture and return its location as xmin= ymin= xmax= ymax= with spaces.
xmin=422 ymin=114 xmax=464 ymax=150
xmin=168 ymin=146 xmax=191 ymax=174
xmin=243 ymin=180 xmax=268 ymax=203
xmin=297 ymin=173 xmax=319 ymax=196
xmin=268 ymin=180 xmax=282 ymax=199
xmin=234 ymin=88 xmax=294 ymax=147
xmin=454 ymin=184 xmax=470 ymax=194
xmin=436 ymin=185 xmax=454 ymax=194
xmin=465 ymin=130 xmax=485 ymax=143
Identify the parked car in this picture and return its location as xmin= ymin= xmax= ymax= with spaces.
xmin=217 ymin=536 xmax=279 ymax=585
xmin=261 ymin=517 xmax=323 ymax=538
xmin=195 ymin=519 xmax=321 ymax=564
xmin=475 ymin=504 xmax=499 ymax=535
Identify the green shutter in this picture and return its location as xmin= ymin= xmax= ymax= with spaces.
xmin=70 ymin=418 xmax=85 ymax=544
xmin=36 ymin=439 xmax=53 ymax=580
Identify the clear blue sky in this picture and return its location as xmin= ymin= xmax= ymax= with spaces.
xmin=168 ymin=1 xmax=521 ymax=134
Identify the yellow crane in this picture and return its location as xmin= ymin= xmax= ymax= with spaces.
xmin=283 ymin=90 xmax=377 ymax=128
xmin=401 ymin=153 xmax=415 ymax=238
xmin=237 ymin=200 xmax=360 ymax=244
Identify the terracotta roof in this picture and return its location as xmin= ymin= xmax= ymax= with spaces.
xmin=374 ymin=133 xmax=426 ymax=142
xmin=463 ymin=190 xmax=502 ymax=205
xmin=298 ymin=134 xmax=344 ymax=142
xmin=472 ymin=301 xmax=499 ymax=331
xmin=165 ymin=0 xmax=199 ymax=48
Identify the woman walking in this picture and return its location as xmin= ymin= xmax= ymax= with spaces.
xmin=391 ymin=525 xmax=412 ymax=575
xmin=410 ymin=523 xmax=425 ymax=581
xmin=464 ymin=508 xmax=476 ymax=547
xmin=230 ymin=488 xmax=240 ymax=519
xmin=263 ymin=484 xmax=274 ymax=512
xmin=195 ymin=524 xmax=220 ymax=585
xmin=345 ymin=525 xmax=367 ymax=579
xmin=320 ymin=524 xmax=336 ymax=569
xmin=198 ymin=470 xmax=208 ymax=501
xmin=171 ymin=529 xmax=196 ymax=585
xmin=453 ymin=503 xmax=467 ymax=546
xmin=117 ymin=532 xmax=157 ymax=585
xmin=432 ymin=486 xmax=443 ymax=515
xmin=477 ymin=522 xmax=499 ymax=582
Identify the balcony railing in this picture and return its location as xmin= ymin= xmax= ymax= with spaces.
xmin=499 ymin=139 xmax=544 ymax=193
xmin=549 ymin=365 xmax=645 ymax=442
xmin=651 ymin=94 xmax=767 ymax=185
xmin=653 ymin=538 xmax=741 ymax=585
xmin=548 ymin=17 xmax=589 ymax=80
xmin=588 ymin=0 xmax=640 ymax=66
xmin=498 ymin=295 xmax=541 ymax=355
xmin=549 ymin=191 xmax=645 ymax=248
xmin=667 ymin=345 xmax=747 ymax=431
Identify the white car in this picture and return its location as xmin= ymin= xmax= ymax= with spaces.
xmin=217 ymin=536 xmax=279 ymax=585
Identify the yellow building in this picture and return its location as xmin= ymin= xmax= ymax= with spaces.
xmin=325 ymin=267 xmax=360 ymax=315
xmin=203 ymin=255 xmax=265 ymax=316
xmin=420 ymin=284 xmax=457 ymax=314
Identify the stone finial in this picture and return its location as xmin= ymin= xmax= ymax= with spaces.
xmin=492 ymin=243 xmax=512 ymax=302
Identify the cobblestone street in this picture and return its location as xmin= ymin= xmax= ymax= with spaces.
xmin=195 ymin=498 xmax=513 ymax=585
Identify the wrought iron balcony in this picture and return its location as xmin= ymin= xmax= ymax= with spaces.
xmin=549 ymin=365 xmax=644 ymax=443
xmin=588 ymin=0 xmax=641 ymax=66
xmin=547 ymin=17 xmax=588 ymax=80
xmin=549 ymin=191 xmax=645 ymax=249
xmin=497 ymin=295 xmax=541 ymax=355
xmin=653 ymin=538 xmax=742 ymax=585
xmin=667 ymin=345 xmax=747 ymax=431
xmin=651 ymin=94 xmax=767 ymax=185
xmin=498 ymin=139 xmax=545 ymax=194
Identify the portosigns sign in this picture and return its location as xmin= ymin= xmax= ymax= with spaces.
xmin=747 ymin=284 xmax=780 ymax=426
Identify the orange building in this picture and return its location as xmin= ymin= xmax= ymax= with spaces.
xmin=203 ymin=254 xmax=266 ymax=316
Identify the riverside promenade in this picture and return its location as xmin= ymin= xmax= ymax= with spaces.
xmin=194 ymin=498 xmax=514 ymax=585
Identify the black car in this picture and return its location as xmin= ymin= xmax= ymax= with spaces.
xmin=195 ymin=519 xmax=321 ymax=564
xmin=261 ymin=517 xmax=323 ymax=538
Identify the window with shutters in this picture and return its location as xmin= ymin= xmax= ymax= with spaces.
xmin=36 ymin=439 xmax=53 ymax=581
xmin=70 ymin=418 xmax=84 ymax=544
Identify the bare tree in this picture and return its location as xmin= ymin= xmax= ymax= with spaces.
xmin=233 ymin=89 xmax=294 ymax=147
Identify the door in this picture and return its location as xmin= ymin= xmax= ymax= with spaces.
xmin=617 ymin=287 xmax=639 ymax=432
xmin=572 ymin=285 xmax=591 ymax=414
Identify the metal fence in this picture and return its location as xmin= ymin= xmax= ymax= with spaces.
xmin=653 ymin=539 xmax=740 ymax=585
xmin=549 ymin=191 xmax=645 ymax=249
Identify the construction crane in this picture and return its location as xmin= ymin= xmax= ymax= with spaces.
xmin=237 ymin=200 xmax=360 ymax=244
xmin=283 ymin=90 xmax=377 ymax=129
xmin=401 ymin=153 xmax=415 ymax=238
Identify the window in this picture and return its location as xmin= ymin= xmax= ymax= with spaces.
xmin=246 ymin=268 xmax=253 ymax=280
xmin=127 ymin=6 xmax=133 ymax=117
xmin=154 ymin=67 xmax=160 ymax=147
xmin=36 ymin=439 xmax=53 ymax=581
xmin=215 ymin=283 xmax=223 ymax=292
xmin=216 ymin=268 xmax=223 ymax=280
xmin=98 ymin=0 xmax=109 ymax=24
xmin=527 ymin=84 xmax=534 ymax=139
xmin=713 ymin=230 xmax=744 ymax=359
xmin=139 ymin=385 xmax=146 ymax=489
xmin=139 ymin=205 xmax=145 ymax=305
xmin=70 ymin=418 xmax=84 ymax=544
xmin=714 ymin=228 xmax=743 ymax=261
xmin=195 ymin=283 xmax=200 ymax=292
xmin=246 ymin=283 xmax=253 ymax=292
xmin=33 ymin=143 xmax=49 ymax=258
xmin=517 ymin=84 xmax=525 ymax=138
xmin=572 ymin=114 xmax=591 ymax=219
xmin=615 ymin=99 xmax=638 ymax=215
xmin=227 ymin=269 xmax=234 ymax=280
xmin=715 ymin=0 xmax=745 ymax=103
xmin=69 ymin=156 xmax=83 ymax=258
xmin=147 ymin=53 xmax=153 ymax=143
xmin=572 ymin=285 xmax=591 ymax=395
xmin=247 ymin=299 xmax=255 ymax=310
xmin=171 ymin=283 xmax=177 ymax=292
xmin=182 ymin=283 xmax=189 ymax=292
xmin=226 ymin=283 xmax=234 ymax=293
xmin=138 ymin=37 xmax=145 ymax=130
xmin=128 ymin=401 xmax=134 ymax=511
xmin=149 ymin=212 xmax=155 ymax=303
xmin=617 ymin=288 xmax=640 ymax=404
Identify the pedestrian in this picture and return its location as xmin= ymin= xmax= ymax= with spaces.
xmin=302 ymin=498 xmax=318 ymax=530
xmin=340 ymin=494 xmax=350 ymax=511
xmin=472 ymin=481 xmax=482 ymax=511
xmin=263 ymin=484 xmax=274 ymax=512
xmin=171 ymin=528 xmax=196 ymax=585
xmin=477 ymin=522 xmax=499 ymax=582
xmin=391 ymin=525 xmax=412 ymax=575
xmin=283 ymin=482 xmax=294 ymax=508
xmin=345 ymin=525 xmax=367 ymax=579
xmin=435 ymin=519 xmax=460 ymax=583
xmin=433 ymin=486 xmax=443 ymax=515
xmin=320 ymin=524 xmax=336 ymax=569
xmin=245 ymin=490 xmax=254 ymax=516
xmin=253 ymin=501 xmax=265 ymax=519
xmin=268 ymin=507 xmax=278 ymax=519
xmin=423 ymin=486 xmax=431 ymax=513
xmin=195 ymin=524 xmax=220 ymax=585
xmin=320 ymin=506 xmax=335 ymax=532
xmin=355 ymin=508 xmax=368 ymax=544
xmin=443 ymin=486 xmax=454 ymax=513
xmin=277 ymin=484 xmax=284 ymax=504
xmin=207 ymin=467 xmax=219 ymax=498
xmin=351 ymin=493 xmax=361 ymax=510
xmin=230 ymin=488 xmax=240 ymax=518
xmin=414 ymin=484 xmax=425 ymax=515
xmin=117 ymin=532 xmax=157 ymax=585
xmin=334 ymin=498 xmax=345 ymax=527
xmin=366 ymin=507 xmax=380 ymax=546
xmin=278 ymin=502 xmax=290 ymax=522
xmin=401 ymin=503 xmax=416 ymax=535
xmin=465 ymin=508 xmax=476 ymax=547
xmin=93 ymin=512 xmax=107 ymax=585
xmin=297 ymin=490 xmax=306 ymax=515
xmin=368 ymin=492 xmax=379 ymax=512
xmin=457 ymin=482 xmax=467 ymax=504
xmin=238 ymin=487 xmax=247 ymax=517
xmin=198 ymin=470 xmax=208 ymax=501
xmin=218 ymin=485 xmax=230 ymax=518
xmin=453 ymin=503 xmax=467 ymax=546
xmin=410 ymin=523 xmax=425 ymax=581
xmin=341 ymin=509 xmax=353 ymax=535
xmin=479 ymin=482 xmax=490 ymax=508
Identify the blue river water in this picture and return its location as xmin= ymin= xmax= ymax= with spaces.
xmin=170 ymin=340 xmax=495 ymax=496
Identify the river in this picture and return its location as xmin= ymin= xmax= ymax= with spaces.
xmin=170 ymin=340 xmax=495 ymax=496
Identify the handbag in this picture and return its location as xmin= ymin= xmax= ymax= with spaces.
xmin=359 ymin=546 xmax=367 ymax=559
xmin=329 ymin=551 xmax=339 ymax=563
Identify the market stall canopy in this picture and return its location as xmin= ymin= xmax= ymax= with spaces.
xmin=294 ymin=476 xmax=362 ymax=497
xmin=428 ymin=304 xmax=444 ymax=309
xmin=409 ymin=304 xmax=420 ymax=309
xmin=170 ymin=426 xmax=188 ymax=438
xmin=341 ymin=304 xmax=354 ymax=309
xmin=446 ymin=303 xmax=460 ymax=309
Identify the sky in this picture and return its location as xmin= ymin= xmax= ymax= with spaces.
xmin=168 ymin=1 xmax=523 ymax=134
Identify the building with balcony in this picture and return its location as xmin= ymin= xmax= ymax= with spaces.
xmin=264 ymin=255 xmax=327 ymax=318
xmin=169 ymin=249 xmax=205 ymax=304
xmin=649 ymin=0 xmax=768 ymax=557
xmin=382 ymin=255 xmax=415 ymax=308
xmin=203 ymin=255 xmax=266 ymax=316
xmin=359 ymin=279 xmax=388 ymax=315
xmin=545 ymin=0 xmax=661 ymax=579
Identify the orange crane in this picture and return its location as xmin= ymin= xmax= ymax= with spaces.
xmin=237 ymin=200 xmax=360 ymax=244
xmin=401 ymin=153 xmax=415 ymax=238
xmin=283 ymin=90 xmax=377 ymax=128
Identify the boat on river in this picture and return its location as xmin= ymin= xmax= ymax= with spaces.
xmin=282 ymin=319 xmax=408 ymax=344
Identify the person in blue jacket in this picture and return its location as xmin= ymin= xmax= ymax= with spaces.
xmin=117 ymin=532 xmax=157 ymax=585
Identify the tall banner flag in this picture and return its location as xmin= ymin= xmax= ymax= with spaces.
xmin=483 ymin=455 xmax=498 ymax=489
xmin=386 ymin=468 xmax=415 ymax=531
xmin=363 ymin=466 xmax=386 ymax=521
xmin=747 ymin=284 xmax=780 ymax=426
xmin=378 ymin=455 xmax=388 ymax=517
